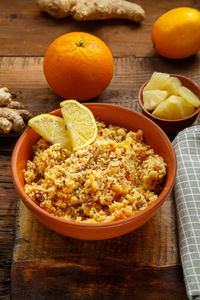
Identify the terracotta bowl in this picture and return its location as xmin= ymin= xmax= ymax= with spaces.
xmin=11 ymin=103 xmax=177 ymax=240
xmin=138 ymin=74 xmax=200 ymax=138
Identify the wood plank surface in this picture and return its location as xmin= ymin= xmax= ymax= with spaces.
xmin=14 ymin=193 xmax=178 ymax=265
xmin=0 ymin=0 xmax=200 ymax=299
xmin=7 ymin=56 xmax=190 ymax=299
xmin=0 ymin=0 xmax=199 ymax=57
xmin=12 ymin=196 xmax=185 ymax=300
xmin=0 ymin=148 xmax=17 ymax=300
xmin=1 ymin=55 xmax=200 ymax=114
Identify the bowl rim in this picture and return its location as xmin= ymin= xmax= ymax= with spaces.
xmin=11 ymin=102 xmax=177 ymax=229
xmin=138 ymin=74 xmax=200 ymax=122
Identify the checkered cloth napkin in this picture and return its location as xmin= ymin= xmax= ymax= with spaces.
xmin=173 ymin=126 xmax=200 ymax=300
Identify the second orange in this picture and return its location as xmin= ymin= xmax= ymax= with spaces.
xmin=151 ymin=7 xmax=200 ymax=59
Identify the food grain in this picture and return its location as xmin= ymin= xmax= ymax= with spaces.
xmin=24 ymin=121 xmax=166 ymax=223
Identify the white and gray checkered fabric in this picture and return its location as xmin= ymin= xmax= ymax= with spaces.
xmin=173 ymin=126 xmax=200 ymax=300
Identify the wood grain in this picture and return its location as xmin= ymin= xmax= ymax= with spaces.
xmin=11 ymin=197 xmax=186 ymax=300
xmin=1 ymin=0 xmax=200 ymax=298
xmin=0 ymin=52 xmax=199 ymax=299
xmin=0 ymin=0 xmax=199 ymax=57
xmin=6 ymin=55 xmax=191 ymax=299
xmin=0 ymin=55 xmax=200 ymax=113
xmin=13 ymin=193 xmax=178 ymax=266
xmin=0 ymin=137 xmax=18 ymax=299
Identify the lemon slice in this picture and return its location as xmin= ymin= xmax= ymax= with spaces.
xmin=60 ymin=100 xmax=97 ymax=151
xmin=28 ymin=114 xmax=71 ymax=150
xmin=178 ymin=86 xmax=200 ymax=107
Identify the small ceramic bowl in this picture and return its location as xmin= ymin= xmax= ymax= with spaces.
xmin=11 ymin=103 xmax=177 ymax=240
xmin=138 ymin=74 xmax=200 ymax=137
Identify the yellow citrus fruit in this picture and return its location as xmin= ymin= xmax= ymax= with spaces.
xmin=60 ymin=100 xmax=97 ymax=151
xmin=43 ymin=32 xmax=114 ymax=101
xmin=151 ymin=7 xmax=200 ymax=59
xmin=28 ymin=114 xmax=71 ymax=150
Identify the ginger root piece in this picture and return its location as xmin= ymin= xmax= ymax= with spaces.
xmin=37 ymin=0 xmax=145 ymax=23
xmin=0 ymin=87 xmax=33 ymax=134
xmin=0 ymin=108 xmax=25 ymax=132
xmin=0 ymin=117 xmax=12 ymax=134
xmin=0 ymin=87 xmax=12 ymax=107
xmin=16 ymin=109 xmax=33 ymax=121
xmin=7 ymin=101 xmax=25 ymax=109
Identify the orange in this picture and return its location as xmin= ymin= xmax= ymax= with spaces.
xmin=151 ymin=7 xmax=200 ymax=59
xmin=43 ymin=32 xmax=114 ymax=101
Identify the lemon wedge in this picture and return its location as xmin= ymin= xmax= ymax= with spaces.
xmin=28 ymin=114 xmax=71 ymax=150
xmin=60 ymin=100 xmax=97 ymax=151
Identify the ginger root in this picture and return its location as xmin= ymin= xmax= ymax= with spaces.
xmin=37 ymin=0 xmax=145 ymax=23
xmin=0 ymin=87 xmax=12 ymax=107
xmin=0 ymin=87 xmax=33 ymax=134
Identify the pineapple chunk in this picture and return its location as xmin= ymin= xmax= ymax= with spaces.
xmin=143 ymin=72 xmax=199 ymax=120
xmin=152 ymin=95 xmax=195 ymax=120
xmin=143 ymin=90 xmax=168 ymax=110
xmin=178 ymin=86 xmax=200 ymax=107
xmin=144 ymin=72 xmax=182 ymax=95
xmin=165 ymin=76 xmax=182 ymax=95
xmin=143 ymin=72 xmax=170 ymax=91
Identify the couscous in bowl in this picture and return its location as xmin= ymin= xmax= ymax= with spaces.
xmin=11 ymin=103 xmax=177 ymax=240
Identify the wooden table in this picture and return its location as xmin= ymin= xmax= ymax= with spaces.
xmin=1 ymin=1 xmax=200 ymax=299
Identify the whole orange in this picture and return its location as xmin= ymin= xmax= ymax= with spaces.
xmin=43 ymin=32 xmax=114 ymax=101
xmin=151 ymin=7 xmax=200 ymax=59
